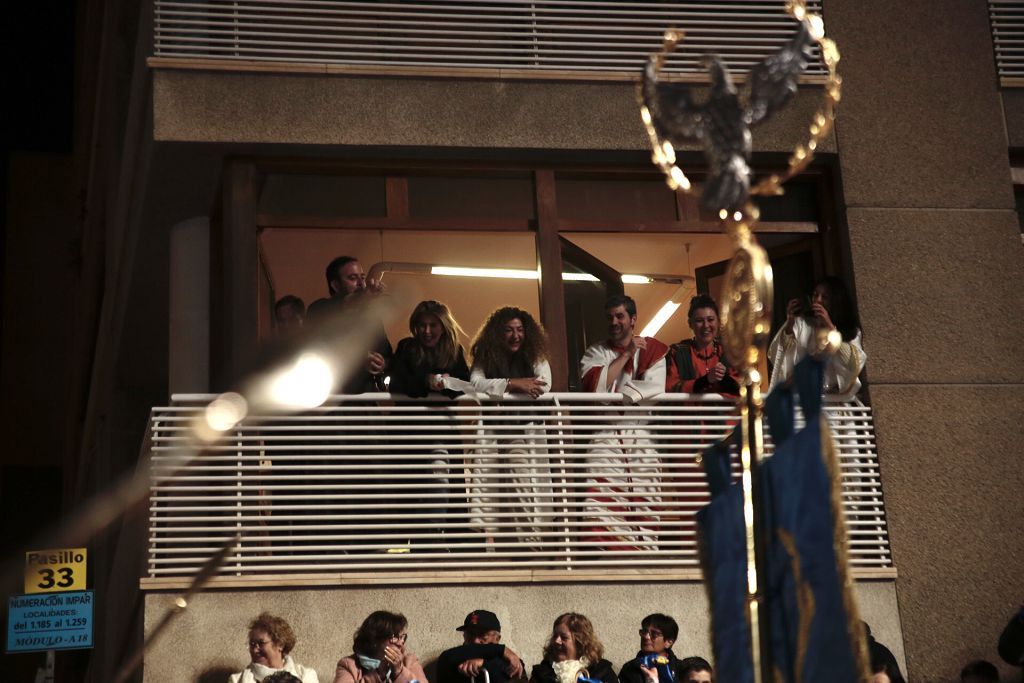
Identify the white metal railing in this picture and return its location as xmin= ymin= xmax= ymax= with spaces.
xmin=152 ymin=0 xmax=827 ymax=78
xmin=990 ymin=0 xmax=1024 ymax=85
xmin=145 ymin=392 xmax=891 ymax=583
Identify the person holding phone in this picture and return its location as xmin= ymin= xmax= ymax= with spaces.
xmin=768 ymin=276 xmax=867 ymax=399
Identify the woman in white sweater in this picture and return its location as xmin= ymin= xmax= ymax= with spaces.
xmin=468 ymin=307 xmax=553 ymax=548
xmin=231 ymin=612 xmax=319 ymax=683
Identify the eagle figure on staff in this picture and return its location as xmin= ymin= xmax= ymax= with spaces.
xmin=640 ymin=22 xmax=815 ymax=213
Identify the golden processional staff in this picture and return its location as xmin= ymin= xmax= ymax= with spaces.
xmin=638 ymin=2 xmax=844 ymax=681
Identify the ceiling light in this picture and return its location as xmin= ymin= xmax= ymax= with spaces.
xmin=639 ymin=301 xmax=681 ymax=337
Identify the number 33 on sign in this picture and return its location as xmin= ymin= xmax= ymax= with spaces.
xmin=24 ymin=549 xmax=87 ymax=594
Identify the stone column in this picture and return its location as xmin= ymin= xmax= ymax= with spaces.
xmin=829 ymin=2 xmax=1024 ymax=680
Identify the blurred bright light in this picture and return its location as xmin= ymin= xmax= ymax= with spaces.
xmin=432 ymin=266 xmax=652 ymax=284
xmin=204 ymin=392 xmax=248 ymax=432
xmin=267 ymin=353 xmax=334 ymax=409
xmin=639 ymin=301 xmax=681 ymax=337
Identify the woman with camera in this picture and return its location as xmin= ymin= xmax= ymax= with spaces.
xmin=768 ymin=276 xmax=867 ymax=399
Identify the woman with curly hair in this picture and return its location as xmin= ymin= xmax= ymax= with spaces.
xmin=530 ymin=613 xmax=618 ymax=683
xmin=469 ymin=307 xmax=551 ymax=399
xmin=231 ymin=612 xmax=319 ymax=683
xmin=468 ymin=307 xmax=552 ymax=548
xmin=334 ymin=611 xmax=427 ymax=683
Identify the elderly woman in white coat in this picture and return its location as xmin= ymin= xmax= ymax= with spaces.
xmin=231 ymin=612 xmax=319 ymax=683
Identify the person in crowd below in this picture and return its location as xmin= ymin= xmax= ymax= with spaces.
xmin=390 ymin=300 xmax=470 ymax=398
xmin=307 ymin=255 xmax=392 ymax=393
xmin=334 ymin=611 xmax=427 ymax=683
xmin=665 ymin=295 xmax=739 ymax=396
xmin=677 ymin=657 xmax=712 ymax=683
xmin=530 ymin=613 xmax=618 ymax=683
xmin=581 ymin=295 xmax=668 ymax=403
xmin=265 ymin=674 xmax=304 ymax=683
xmin=468 ymin=307 xmax=552 ymax=546
xmin=640 ymin=655 xmax=711 ymax=683
xmin=961 ymin=660 xmax=1000 ymax=683
xmin=998 ymin=604 xmax=1024 ymax=667
xmin=618 ymin=614 xmax=685 ymax=683
xmin=274 ymin=295 xmax=306 ymax=334
xmin=231 ymin=612 xmax=319 ymax=683
xmin=437 ymin=610 xmax=525 ymax=683
xmin=864 ymin=622 xmax=905 ymax=683
xmin=768 ymin=276 xmax=867 ymax=400
xmin=580 ymin=295 xmax=668 ymax=551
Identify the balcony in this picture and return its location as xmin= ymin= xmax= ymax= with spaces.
xmin=142 ymin=392 xmax=892 ymax=589
xmin=150 ymin=0 xmax=828 ymax=80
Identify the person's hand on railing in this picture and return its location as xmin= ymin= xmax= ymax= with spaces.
xmin=508 ymin=377 xmax=546 ymax=398
xmin=429 ymin=373 xmax=449 ymax=392
xmin=458 ymin=659 xmax=485 ymax=678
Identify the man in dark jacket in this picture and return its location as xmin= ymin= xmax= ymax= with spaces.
xmin=619 ymin=614 xmax=686 ymax=683
xmin=437 ymin=610 xmax=525 ymax=683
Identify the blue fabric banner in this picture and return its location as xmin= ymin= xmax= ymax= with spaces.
xmin=697 ymin=356 xmax=866 ymax=683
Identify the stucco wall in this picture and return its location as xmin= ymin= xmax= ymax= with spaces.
xmin=143 ymin=581 xmax=903 ymax=683
xmin=152 ymin=70 xmax=834 ymax=155
xmin=830 ymin=1 xmax=1024 ymax=681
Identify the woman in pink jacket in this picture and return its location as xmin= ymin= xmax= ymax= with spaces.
xmin=334 ymin=611 xmax=428 ymax=683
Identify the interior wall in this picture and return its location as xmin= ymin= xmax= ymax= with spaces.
xmin=259 ymin=229 xmax=541 ymax=349
xmin=564 ymin=233 xmax=736 ymax=346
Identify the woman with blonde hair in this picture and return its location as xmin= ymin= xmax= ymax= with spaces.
xmin=390 ymin=300 xmax=470 ymax=398
xmin=468 ymin=307 xmax=553 ymax=547
xmin=530 ymin=613 xmax=618 ymax=683
xmin=231 ymin=612 xmax=319 ymax=683
xmin=389 ymin=300 xmax=470 ymax=545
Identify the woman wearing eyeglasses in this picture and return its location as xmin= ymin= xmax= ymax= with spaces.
xmin=618 ymin=614 xmax=686 ymax=683
xmin=231 ymin=612 xmax=319 ymax=683
xmin=334 ymin=611 xmax=427 ymax=683
xmin=530 ymin=612 xmax=617 ymax=683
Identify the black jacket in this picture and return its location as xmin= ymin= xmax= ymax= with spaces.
xmin=437 ymin=643 xmax=513 ymax=683
xmin=618 ymin=650 xmax=684 ymax=683
xmin=530 ymin=659 xmax=618 ymax=683
xmin=389 ymin=338 xmax=470 ymax=398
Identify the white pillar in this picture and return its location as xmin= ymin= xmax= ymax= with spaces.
xmin=168 ymin=216 xmax=210 ymax=394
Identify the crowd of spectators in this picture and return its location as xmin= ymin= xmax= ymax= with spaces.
xmin=230 ymin=610 xmax=719 ymax=683
xmin=232 ymin=609 xmax=1024 ymax=683
xmin=273 ymin=255 xmax=867 ymax=402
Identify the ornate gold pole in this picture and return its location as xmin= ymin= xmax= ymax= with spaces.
xmin=637 ymin=2 xmax=841 ymax=678
xmin=720 ymin=207 xmax=775 ymax=683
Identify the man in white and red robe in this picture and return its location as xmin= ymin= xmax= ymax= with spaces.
xmin=579 ymin=295 xmax=669 ymax=552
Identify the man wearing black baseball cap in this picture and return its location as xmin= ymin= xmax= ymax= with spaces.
xmin=437 ymin=610 xmax=525 ymax=683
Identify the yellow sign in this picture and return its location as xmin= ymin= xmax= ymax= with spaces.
xmin=24 ymin=548 xmax=87 ymax=594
